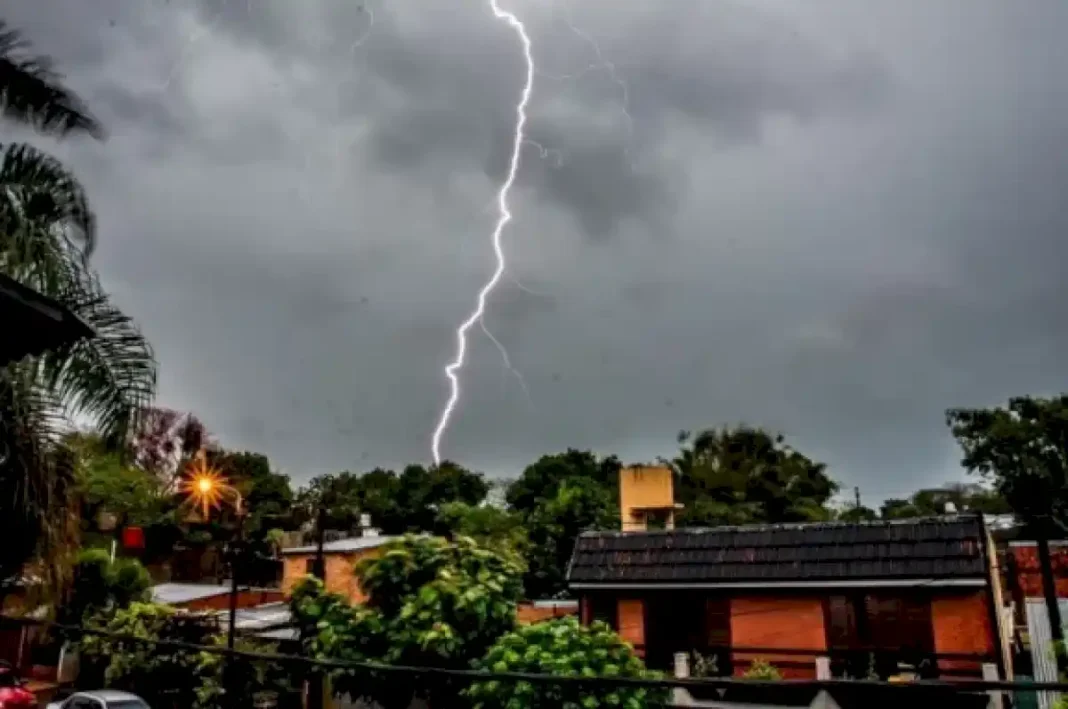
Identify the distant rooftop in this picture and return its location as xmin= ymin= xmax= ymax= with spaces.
xmin=214 ymin=602 xmax=292 ymax=631
xmin=281 ymin=535 xmax=398 ymax=555
xmin=151 ymin=583 xmax=233 ymax=605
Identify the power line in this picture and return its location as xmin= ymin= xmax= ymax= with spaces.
xmin=0 ymin=615 xmax=1060 ymax=694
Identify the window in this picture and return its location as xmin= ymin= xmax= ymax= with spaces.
xmin=588 ymin=595 xmax=617 ymax=630
xmin=66 ymin=696 xmax=104 ymax=709
xmin=825 ymin=593 xmax=936 ymax=679
xmin=305 ymin=557 xmax=325 ymax=581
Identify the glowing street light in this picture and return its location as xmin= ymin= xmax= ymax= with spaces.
xmin=181 ymin=454 xmax=242 ymax=521
xmin=180 ymin=450 xmax=247 ymax=651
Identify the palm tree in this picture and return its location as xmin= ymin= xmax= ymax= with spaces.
xmin=0 ymin=20 xmax=156 ymax=599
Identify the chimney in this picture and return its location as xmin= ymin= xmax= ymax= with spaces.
xmin=359 ymin=513 xmax=379 ymax=538
xmin=619 ymin=465 xmax=680 ymax=532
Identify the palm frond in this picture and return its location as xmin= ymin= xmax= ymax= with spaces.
xmin=0 ymin=363 xmax=80 ymax=589
xmin=0 ymin=141 xmax=96 ymax=274
xmin=0 ymin=22 xmax=103 ymax=139
xmin=40 ymin=275 xmax=157 ymax=445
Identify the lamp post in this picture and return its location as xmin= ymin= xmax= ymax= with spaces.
xmin=182 ymin=454 xmax=247 ymax=650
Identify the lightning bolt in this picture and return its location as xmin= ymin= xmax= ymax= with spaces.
xmin=431 ymin=0 xmax=535 ymax=465
xmin=480 ymin=319 xmax=533 ymax=407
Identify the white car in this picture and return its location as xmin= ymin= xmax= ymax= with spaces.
xmin=46 ymin=690 xmax=151 ymax=709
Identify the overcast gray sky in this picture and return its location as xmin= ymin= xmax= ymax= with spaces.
xmin=7 ymin=0 xmax=1068 ymax=501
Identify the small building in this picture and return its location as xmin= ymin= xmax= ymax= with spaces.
xmin=280 ymin=535 xmax=397 ymax=603
xmin=567 ymin=466 xmax=1012 ymax=680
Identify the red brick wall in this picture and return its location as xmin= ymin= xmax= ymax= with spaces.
xmin=617 ymin=599 xmax=645 ymax=654
xmin=1010 ymin=543 xmax=1068 ymax=599
xmin=516 ymin=602 xmax=578 ymax=624
xmin=730 ymin=596 xmax=827 ymax=679
xmin=281 ymin=549 xmax=383 ymax=603
xmin=931 ymin=591 xmax=995 ymax=678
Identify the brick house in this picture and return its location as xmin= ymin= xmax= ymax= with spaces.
xmin=280 ymin=536 xmax=397 ymax=603
xmin=566 ymin=467 xmax=1012 ymax=680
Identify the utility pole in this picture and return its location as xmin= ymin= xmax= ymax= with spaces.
xmin=306 ymin=502 xmax=328 ymax=709
xmin=312 ymin=504 xmax=327 ymax=580
xmin=1036 ymin=523 xmax=1067 ymax=676
xmin=854 ymin=487 xmax=862 ymax=510
xmin=226 ymin=508 xmax=246 ymax=651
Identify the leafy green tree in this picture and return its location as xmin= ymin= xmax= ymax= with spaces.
xmin=435 ymin=501 xmax=528 ymax=562
xmin=0 ymin=23 xmax=155 ymax=597
xmin=71 ymin=433 xmax=168 ymax=527
xmin=467 ymin=617 xmax=664 ymax=709
xmin=61 ymin=548 xmax=151 ymax=625
xmin=524 ymin=477 xmax=618 ymax=599
xmin=294 ymin=471 xmax=369 ymax=534
xmin=946 ymin=396 xmax=1068 ymax=533
xmin=291 ymin=535 xmax=524 ymax=708
xmin=79 ymin=602 xmax=216 ymax=706
xmin=947 ymin=395 xmax=1068 ymax=671
xmin=296 ymin=463 xmax=488 ymax=536
xmin=506 ymin=449 xmax=621 ymax=517
xmin=207 ymin=449 xmax=293 ymax=535
xmin=673 ymin=427 xmax=838 ymax=526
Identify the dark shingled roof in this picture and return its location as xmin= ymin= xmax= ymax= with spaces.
xmin=567 ymin=515 xmax=988 ymax=586
xmin=0 ymin=273 xmax=93 ymax=365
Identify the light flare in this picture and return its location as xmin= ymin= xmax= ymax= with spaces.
xmin=430 ymin=0 xmax=535 ymax=464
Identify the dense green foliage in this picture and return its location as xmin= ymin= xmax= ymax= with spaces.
xmin=291 ymin=535 xmax=524 ymax=707
xmin=79 ymin=602 xmax=216 ymax=707
xmin=295 ymin=462 xmax=487 ymax=536
xmin=947 ymin=395 xmax=1068 ymax=535
xmin=61 ymin=548 xmax=151 ymax=625
xmin=0 ymin=21 xmax=155 ymax=594
xmin=673 ymin=427 xmax=838 ymax=526
xmin=467 ymin=617 xmax=664 ymax=709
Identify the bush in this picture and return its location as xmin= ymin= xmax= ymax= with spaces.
xmin=741 ymin=659 xmax=782 ymax=681
xmin=79 ymin=602 xmax=216 ymax=708
xmin=466 ymin=617 xmax=665 ymax=709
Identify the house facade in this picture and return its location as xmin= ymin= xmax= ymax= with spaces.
xmin=566 ymin=467 xmax=1012 ymax=680
xmin=280 ymin=536 xmax=397 ymax=603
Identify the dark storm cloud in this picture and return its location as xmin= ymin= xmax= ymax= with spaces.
xmin=5 ymin=0 xmax=1068 ymax=500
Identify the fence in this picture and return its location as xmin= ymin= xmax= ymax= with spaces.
xmin=1 ymin=615 xmax=1063 ymax=709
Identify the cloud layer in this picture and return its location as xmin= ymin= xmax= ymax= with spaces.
xmin=7 ymin=0 xmax=1068 ymax=501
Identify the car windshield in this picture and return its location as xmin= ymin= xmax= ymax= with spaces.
xmin=108 ymin=700 xmax=149 ymax=709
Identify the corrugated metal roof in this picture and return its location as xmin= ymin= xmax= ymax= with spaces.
xmin=280 ymin=535 xmax=398 ymax=555
xmin=214 ymin=602 xmax=292 ymax=630
xmin=151 ymin=583 xmax=233 ymax=604
xmin=567 ymin=515 xmax=989 ymax=587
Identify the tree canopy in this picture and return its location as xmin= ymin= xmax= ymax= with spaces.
xmin=291 ymin=535 xmax=524 ymax=707
xmin=947 ymin=395 xmax=1068 ymax=535
xmin=295 ymin=462 xmax=488 ymax=536
xmin=672 ymin=426 xmax=838 ymax=526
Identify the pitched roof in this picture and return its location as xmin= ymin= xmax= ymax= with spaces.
xmin=280 ymin=535 xmax=397 ymax=555
xmin=567 ymin=515 xmax=989 ymax=588
xmin=0 ymin=272 xmax=93 ymax=364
